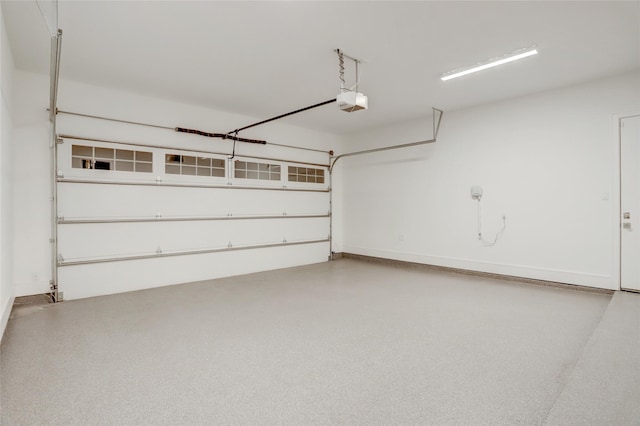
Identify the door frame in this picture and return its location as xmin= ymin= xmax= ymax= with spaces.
xmin=613 ymin=111 xmax=640 ymax=291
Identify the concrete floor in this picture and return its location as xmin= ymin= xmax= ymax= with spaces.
xmin=1 ymin=258 xmax=638 ymax=425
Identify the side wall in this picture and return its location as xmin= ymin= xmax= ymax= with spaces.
xmin=12 ymin=71 xmax=342 ymax=297
xmin=336 ymin=71 xmax=640 ymax=290
xmin=0 ymin=5 xmax=15 ymax=339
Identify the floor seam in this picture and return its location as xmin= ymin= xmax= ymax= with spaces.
xmin=540 ymin=292 xmax=615 ymax=425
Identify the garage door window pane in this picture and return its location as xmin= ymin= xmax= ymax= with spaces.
xmin=136 ymin=162 xmax=153 ymax=173
xmin=136 ymin=151 xmax=152 ymax=162
xmin=116 ymin=150 xmax=134 ymax=160
xmin=72 ymin=145 xmax=93 ymax=157
xmin=287 ymin=166 xmax=325 ymax=184
xmin=166 ymin=164 xmax=180 ymax=174
xmin=165 ymin=153 xmax=226 ymax=178
xmin=116 ymin=161 xmax=134 ymax=172
xmin=95 ymin=148 xmax=114 ymax=159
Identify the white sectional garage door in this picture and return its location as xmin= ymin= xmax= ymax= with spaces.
xmin=56 ymin=137 xmax=330 ymax=300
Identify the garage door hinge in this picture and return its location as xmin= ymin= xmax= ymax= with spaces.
xmin=57 ymin=254 xmax=64 ymax=262
xmin=49 ymin=238 xmax=55 ymax=243
xmin=56 ymin=138 xmax=64 ymax=144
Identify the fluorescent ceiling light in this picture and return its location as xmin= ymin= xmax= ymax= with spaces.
xmin=441 ymin=48 xmax=538 ymax=81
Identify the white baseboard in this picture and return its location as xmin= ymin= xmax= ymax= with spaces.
xmin=342 ymin=246 xmax=615 ymax=290
xmin=1 ymin=295 xmax=15 ymax=343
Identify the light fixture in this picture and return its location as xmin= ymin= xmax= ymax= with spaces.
xmin=440 ymin=47 xmax=538 ymax=81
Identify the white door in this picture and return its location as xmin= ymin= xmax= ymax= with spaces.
xmin=621 ymin=114 xmax=640 ymax=292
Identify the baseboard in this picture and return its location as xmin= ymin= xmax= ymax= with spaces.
xmin=0 ymin=295 xmax=15 ymax=343
xmin=341 ymin=246 xmax=615 ymax=292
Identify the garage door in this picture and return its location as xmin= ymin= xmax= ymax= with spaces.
xmin=56 ymin=136 xmax=330 ymax=300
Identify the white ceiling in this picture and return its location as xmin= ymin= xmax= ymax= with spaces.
xmin=3 ymin=1 xmax=639 ymax=135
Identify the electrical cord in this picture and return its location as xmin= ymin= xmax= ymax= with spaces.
xmin=477 ymin=199 xmax=506 ymax=246
xmin=336 ymin=48 xmax=363 ymax=93
xmin=338 ymin=49 xmax=345 ymax=91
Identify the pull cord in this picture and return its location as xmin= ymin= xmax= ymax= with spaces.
xmin=229 ymin=130 xmax=238 ymax=160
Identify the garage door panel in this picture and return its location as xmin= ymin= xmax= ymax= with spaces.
xmin=58 ymin=183 xmax=329 ymax=219
xmin=58 ymin=242 xmax=330 ymax=300
xmin=58 ymin=218 xmax=330 ymax=260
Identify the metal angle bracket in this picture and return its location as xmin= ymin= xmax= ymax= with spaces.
xmin=329 ymin=107 xmax=444 ymax=172
xmin=432 ymin=108 xmax=444 ymax=140
xmin=49 ymin=286 xmax=63 ymax=303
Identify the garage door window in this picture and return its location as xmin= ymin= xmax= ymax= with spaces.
xmin=234 ymin=160 xmax=281 ymax=181
xmin=72 ymin=145 xmax=152 ymax=173
xmin=165 ymin=154 xmax=225 ymax=177
xmin=288 ymin=166 xmax=325 ymax=183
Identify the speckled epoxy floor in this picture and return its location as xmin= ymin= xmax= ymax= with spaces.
xmin=1 ymin=258 xmax=638 ymax=425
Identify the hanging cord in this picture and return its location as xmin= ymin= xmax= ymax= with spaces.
xmin=477 ymin=199 xmax=506 ymax=246
xmin=337 ymin=49 xmax=346 ymax=92
xmin=355 ymin=60 xmax=359 ymax=93
xmin=229 ymin=130 xmax=238 ymax=160
xmin=336 ymin=49 xmax=363 ymax=93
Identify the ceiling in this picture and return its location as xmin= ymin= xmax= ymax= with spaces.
xmin=3 ymin=1 xmax=639 ymax=135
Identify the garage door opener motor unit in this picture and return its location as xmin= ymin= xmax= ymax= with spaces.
xmin=335 ymin=49 xmax=368 ymax=112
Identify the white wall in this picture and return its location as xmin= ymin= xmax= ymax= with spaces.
xmin=11 ymin=59 xmax=639 ymax=299
xmin=336 ymin=71 xmax=640 ymax=290
xmin=12 ymin=70 xmax=342 ymax=298
xmin=0 ymin=5 xmax=16 ymax=339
